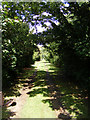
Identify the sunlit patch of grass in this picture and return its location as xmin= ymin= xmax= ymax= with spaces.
xmin=34 ymin=61 xmax=47 ymax=71
xmin=20 ymin=94 xmax=56 ymax=118
xmin=19 ymin=60 xmax=57 ymax=118
xmin=34 ymin=60 xmax=59 ymax=77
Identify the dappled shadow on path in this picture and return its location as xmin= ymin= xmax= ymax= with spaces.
xmin=3 ymin=61 xmax=88 ymax=119
xmin=2 ymin=66 xmax=37 ymax=119
xmin=27 ymin=70 xmax=49 ymax=97
xmin=27 ymin=70 xmax=71 ymax=119
xmin=27 ymin=66 xmax=88 ymax=119
xmin=3 ymin=66 xmax=36 ymax=97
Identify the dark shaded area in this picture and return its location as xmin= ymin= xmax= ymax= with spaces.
xmin=3 ymin=66 xmax=36 ymax=97
xmin=58 ymin=113 xmax=71 ymax=119
xmin=3 ymin=80 xmax=22 ymax=97
xmin=10 ymin=102 xmax=16 ymax=106
xmin=53 ymin=72 xmax=88 ymax=119
xmin=2 ymin=106 xmax=16 ymax=120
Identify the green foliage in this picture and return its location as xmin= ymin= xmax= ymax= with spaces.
xmin=2 ymin=1 xmax=89 ymax=89
xmin=33 ymin=51 xmax=40 ymax=61
xmin=39 ymin=2 xmax=90 ymax=86
xmin=33 ymin=46 xmax=40 ymax=61
xmin=2 ymin=18 xmax=34 ymax=88
xmin=2 ymin=2 xmax=89 ymax=119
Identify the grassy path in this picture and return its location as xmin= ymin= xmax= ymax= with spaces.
xmin=3 ymin=60 xmax=88 ymax=119
xmin=4 ymin=60 xmax=57 ymax=118
xmin=18 ymin=60 xmax=57 ymax=118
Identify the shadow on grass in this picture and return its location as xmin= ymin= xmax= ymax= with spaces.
xmin=27 ymin=87 xmax=49 ymax=97
xmin=2 ymin=106 xmax=16 ymax=119
xmin=2 ymin=66 xmax=37 ymax=119
xmin=3 ymin=66 xmax=36 ymax=97
xmin=27 ymin=70 xmax=49 ymax=97
xmin=51 ymin=72 xmax=88 ymax=119
xmin=27 ymin=67 xmax=88 ymax=119
xmin=3 ymin=61 xmax=88 ymax=119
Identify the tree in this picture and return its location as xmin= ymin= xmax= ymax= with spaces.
xmin=2 ymin=1 xmax=90 ymax=88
